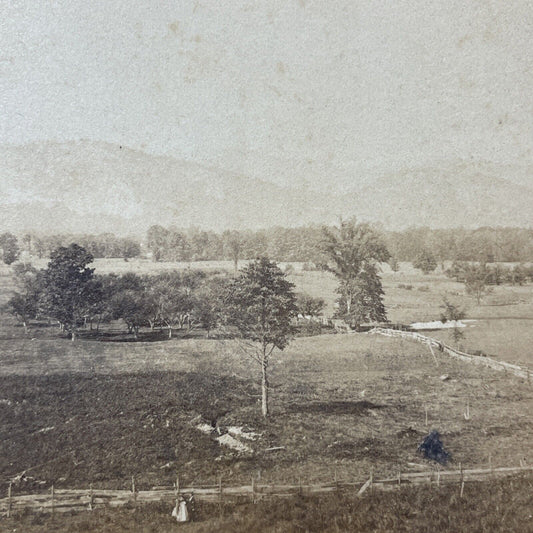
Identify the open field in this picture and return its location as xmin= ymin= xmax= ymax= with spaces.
xmin=1 ymin=259 xmax=532 ymax=530
xmin=286 ymin=264 xmax=533 ymax=366
xmin=2 ymin=325 xmax=533 ymax=487
xmin=2 ymin=328 xmax=533 ymax=530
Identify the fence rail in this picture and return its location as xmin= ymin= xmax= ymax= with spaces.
xmin=369 ymin=327 xmax=532 ymax=379
xmin=1 ymin=466 xmax=532 ymax=517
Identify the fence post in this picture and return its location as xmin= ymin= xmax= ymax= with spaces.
xmin=51 ymin=484 xmax=55 ymax=516
xmin=132 ymin=475 xmax=137 ymax=504
xmin=428 ymin=341 xmax=439 ymax=366
xmin=7 ymin=482 xmax=12 ymax=518
xmin=251 ymin=475 xmax=255 ymax=504
xmin=370 ymin=467 xmax=374 ymax=495
xmin=459 ymin=463 xmax=464 ymax=498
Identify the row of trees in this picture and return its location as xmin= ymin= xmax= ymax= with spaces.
xmin=445 ymin=261 xmax=533 ymax=304
xmin=146 ymin=225 xmax=533 ymax=265
xmin=7 ymin=246 xmax=225 ymax=341
xmin=0 ymin=232 xmax=141 ymax=262
xmin=3 ymin=226 xmax=532 ymax=266
xmin=146 ymin=225 xmax=324 ymax=265
xmin=446 ymin=261 xmax=533 ymax=285
xmin=385 ymin=226 xmax=533 ymax=264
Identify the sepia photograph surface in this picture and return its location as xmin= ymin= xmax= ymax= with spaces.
xmin=1 ymin=2 xmax=532 ymax=531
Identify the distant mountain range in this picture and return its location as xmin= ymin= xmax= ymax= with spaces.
xmin=1 ymin=140 xmax=531 ymax=235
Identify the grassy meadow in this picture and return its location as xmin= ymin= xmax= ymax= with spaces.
xmin=0 ymin=258 xmax=532 ymax=531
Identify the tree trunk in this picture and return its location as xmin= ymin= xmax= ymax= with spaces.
xmin=168 ymin=327 xmax=172 ymax=339
xmin=261 ymin=358 xmax=269 ymax=418
xmin=23 ymin=321 xmax=28 ymax=335
xmin=71 ymin=330 xmax=76 ymax=341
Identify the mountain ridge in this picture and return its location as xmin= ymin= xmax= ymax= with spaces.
xmin=1 ymin=140 xmax=531 ymax=234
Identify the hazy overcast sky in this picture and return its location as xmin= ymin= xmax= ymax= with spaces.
xmin=1 ymin=0 xmax=532 ymax=190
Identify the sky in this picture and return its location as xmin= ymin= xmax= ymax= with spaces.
xmin=1 ymin=0 xmax=532 ymax=191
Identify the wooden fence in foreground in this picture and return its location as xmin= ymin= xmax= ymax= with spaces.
xmin=1 ymin=466 xmax=532 ymax=517
xmin=369 ymin=327 xmax=532 ymax=380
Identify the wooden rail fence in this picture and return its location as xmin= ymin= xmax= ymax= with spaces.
xmin=1 ymin=466 xmax=532 ymax=517
xmin=369 ymin=327 xmax=532 ymax=380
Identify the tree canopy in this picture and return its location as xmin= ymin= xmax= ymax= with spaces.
xmin=224 ymin=257 xmax=297 ymax=417
xmin=0 ymin=233 xmax=20 ymax=265
xmin=321 ymin=219 xmax=389 ymax=328
xmin=39 ymin=244 xmax=101 ymax=340
xmin=413 ymin=249 xmax=438 ymax=274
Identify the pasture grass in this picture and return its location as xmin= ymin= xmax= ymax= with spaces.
xmin=1 ymin=332 xmax=533 ymax=494
xmin=1 ymin=259 xmax=533 ymax=530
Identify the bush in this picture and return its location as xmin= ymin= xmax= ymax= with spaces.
xmin=398 ymin=284 xmax=413 ymax=290
xmin=301 ymin=262 xmax=319 ymax=271
xmin=299 ymin=320 xmax=322 ymax=336
xmin=413 ymin=250 xmax=437 ymax=274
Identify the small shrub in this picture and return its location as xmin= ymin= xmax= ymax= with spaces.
xmin=303 ymin=320 xmax=322 ymax=336
xmin=301 ymin=262 xmax=319 ymax=271
xmin=398 ymin=284 xmax=413 ymax=290
xmin=417 ymin=285 xmax=429 ymax=292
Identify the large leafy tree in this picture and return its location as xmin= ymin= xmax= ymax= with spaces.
xmin=0 ymin=233 xmax=20 ymax=265
xmin=296 ymin=293 xmax=326 ymax=318
xmin=146 ymin=225 xmax=169 ymax=262
xmin=463 ymin=264 xmax=492 ymax=304
xmin=39 ymin=244 xmax=102 ymax=340
xmin=189 ymin=278 xmax=226 ymax=338
xmin=321 ymin=219 xmax=389 ymax=328
xmin=5 ymin=263 xmax=42 ymax=334
xmin=413 ymin=249 xmax=438 ymax=274
xmin=224 ymin=257 xmax=297 ymax=418
xmin=222 ymin=230 xmax=243 ymax=275
xmin=106 ymin=273 xmax=155 ymax=338
xmin=149 ymin=271 xmax=193 ymax=337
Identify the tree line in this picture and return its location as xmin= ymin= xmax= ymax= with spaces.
xmin=0 ymin=232 xmax=141 ymax=263
xmin=444 ymin=261 xmax=533 ymax=304
xmin=146 ymin=225 xmax=533 ymax=265
xmin=1 ymin=226 xmax=531 ymax=267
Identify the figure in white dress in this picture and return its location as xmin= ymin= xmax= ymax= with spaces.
xmin=171 ymin=495 xmax=189 ymax=522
